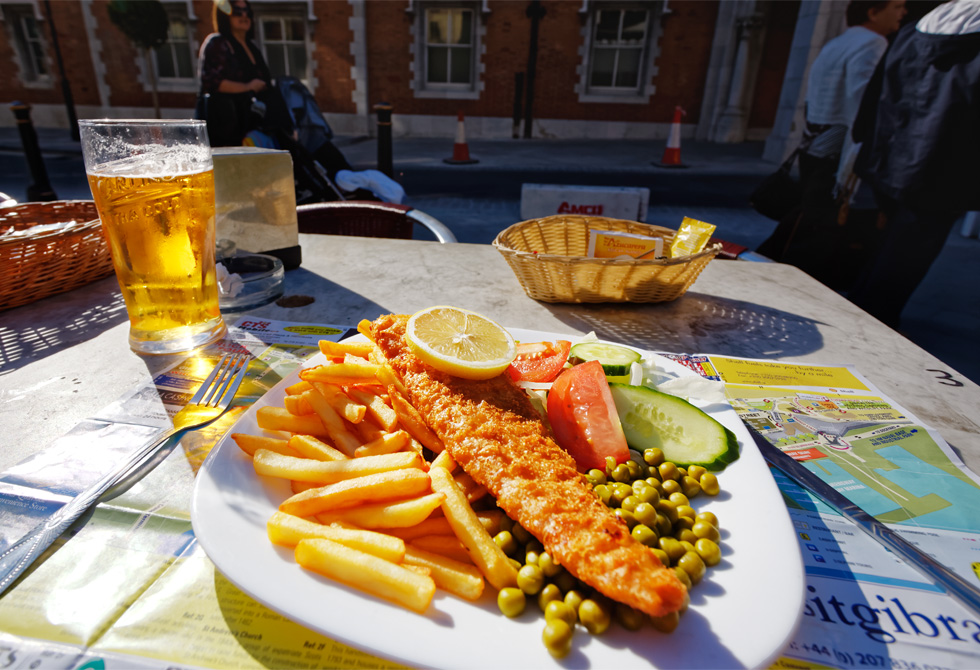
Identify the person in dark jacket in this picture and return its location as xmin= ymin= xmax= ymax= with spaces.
xmin=848 ymin=0 xmax=980 ymax=328
xmin=197 ymin=0 xmax=293 ymax=147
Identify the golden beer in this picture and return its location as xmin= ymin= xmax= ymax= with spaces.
xmin=88 ymin=167 xmax=224 ymax=351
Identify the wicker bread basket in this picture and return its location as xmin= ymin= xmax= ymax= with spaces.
xmin=492 ymin=215 xmax=720 ymax=303
xmin=0 ymin=201 xmax=114 ymax=312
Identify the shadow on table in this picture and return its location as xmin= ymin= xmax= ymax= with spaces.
xmin=262 ymin=268 xmax=389 ymax=325
xmin=0 ymin=277 xmax=128 ymax=375
xmin=549 ymin=292 xmax=825 ymax=359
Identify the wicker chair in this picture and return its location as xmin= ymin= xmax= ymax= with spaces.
xmin=296 ymin=200 xmax=457 ymax=243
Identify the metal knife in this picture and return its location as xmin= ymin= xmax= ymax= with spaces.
xmin=746 ymin=425 xmax=980 ymax=617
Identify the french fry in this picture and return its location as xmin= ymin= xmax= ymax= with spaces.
xmin=429 ymin=466 xmax=518 ymax=590
xmin=315 ymin=491 xmax=445 ymax=529
xmin=231 ymin=434 xmax=299 ymax=458
xmin=301 ymin=389 xmax=362 ymax=456
xmin=389 ymin=390 xmax=445 ymax=453
xmin=295 ymin=539 xmax=435 ymax=614
xmin=347 ymin=388 xmax=398 ymax=431
xmin=285 ymin=380 xmax=314 ymax=396
xmin=311 ymin=382 xmax=367 ymax=424
xmin=352 ymin=417 xmax=385 ymax=444
xmin=354 ymin=429 xmax=410 ymax=458
xmin=300 ymin=362 xmax=383 ymax=387
xmin=409 ymin=535 xmax=473 ymax=565
xmin=256 ymin=406 xmax=329 ymax=436
xmin=404 ymin=545 xmax=485 ymax=601
xmin=291 ymin=480 xmax=318 ymax=494
xmin=280 ymin=468 xmax=431 ymax=517
xmin=319 ymin=339 xmax=375 ymax=360
xmin=267 ymin=511 xmax=405 ymax=562
xmin=288 ymin=434 xmax=349 ymax=461
xmin=255 ymin=449 xmax=424 ymax=484
xmin=283 ymin=393 xmax=314 ymax=416
xmin=430 ymin=449 xmax=456 ymax=472
xmin=387 ymin=515 xmax=456 ymax=541
xmin=454 ymin=471 xmax=488 ymax=503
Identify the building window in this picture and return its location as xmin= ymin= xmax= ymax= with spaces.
xmin=256 ymin=14 xmax=308 ymax=80
xmin=425 ymin=7 xmax=473 ymax=87
xmin=588 ymin=8 xmax=649 ymax=92
xmin=154 ymin=10 xmax=194 ymax=80
xmin=3 ymin=4 xmax=50 ymax=84
xmin=578 ymin=2 xmax=662 ymax=104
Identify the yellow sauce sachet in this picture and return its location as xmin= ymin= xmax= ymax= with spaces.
xmin=669 ymin=217 xmax=716 ymax=257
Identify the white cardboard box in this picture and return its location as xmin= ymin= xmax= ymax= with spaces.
xmin=520 ymin=183 xmax=649 ymax=222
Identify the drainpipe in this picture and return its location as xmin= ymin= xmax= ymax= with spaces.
xmin=42 ymin=0 xmax=79 ymax=141
xmin=523 ymin=0 xmax=546 ymax=139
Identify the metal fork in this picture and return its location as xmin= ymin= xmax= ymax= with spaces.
xmin=0 ymin=352 xmax=249 ymax=597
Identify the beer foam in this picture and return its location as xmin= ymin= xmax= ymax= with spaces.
xmin=88 ymin=142 xmax=212 ymax=178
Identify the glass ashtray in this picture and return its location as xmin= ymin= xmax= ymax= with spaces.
xmin=217 ymin=253 xmax=285 ymax=312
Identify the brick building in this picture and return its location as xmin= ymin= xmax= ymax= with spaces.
xmin=0 ymin=0 xmax=896 ymax=161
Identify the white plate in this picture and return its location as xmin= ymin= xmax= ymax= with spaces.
xmin=191 ymin=328 xmax=804 ymax=669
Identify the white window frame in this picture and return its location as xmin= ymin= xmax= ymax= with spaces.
xmin=254 ymin=9 xmax=310 ymax=83
xmin=576 ymin=0 xmax=664 ymax=104
xmin=1 ymin=2 xmax=51 ymax=88
xmin=409 ymin=1 xmax=486 ymax=100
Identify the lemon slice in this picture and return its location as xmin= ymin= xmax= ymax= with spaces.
xmin=405 ymin=306 xmax=516 ymax=380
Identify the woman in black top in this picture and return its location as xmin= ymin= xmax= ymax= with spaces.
xmin=198 ymin=0 xmax=292 ymax=146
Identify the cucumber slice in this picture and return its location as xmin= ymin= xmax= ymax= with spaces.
xmin=569 ymin=342 xmax=642 ymax=378
xmin=609 ymin=383 xmax=740 ymax=471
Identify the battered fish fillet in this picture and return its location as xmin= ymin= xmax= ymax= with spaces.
xmin=368 ymin=314 xmax=687 ymax=618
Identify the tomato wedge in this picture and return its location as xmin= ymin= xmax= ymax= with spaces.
xmin=546 ymin=360 xmax=630 ymax=472
xmin=506 ymin=340 xmax=571 ymax=383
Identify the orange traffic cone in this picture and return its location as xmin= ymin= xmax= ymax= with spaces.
xmin=654 ymin=106 xmax=688 ymax=168
xmin=443 ymin=111 xmax=478 ymax=165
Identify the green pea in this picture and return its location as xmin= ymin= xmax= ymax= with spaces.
xmin=678 ymin=550 xmax=706 ymax=584
xmin=687 ymin=465 xmax=707 ymax=481
xmin=700 ymin=472 xmax=720 ymax=496
xmin=659 ymin=462 xmax=680 ymax=482
xmin=564 ymin=589 xmax=586 ymax=616
xmin=615 ymin=603 xmax=647 ymax=631
xmin=656 ymin=499 xmax=678 ymax=524
xmin=611 ymin=463 xmax=632 ymax=483
xmin=544 ymin=600 xmax=577 ymax=627
xmin=497 ymin=587 xmax=526 ymax=617
xmin=609 ymin=483 xmax=631 ymax=508
xmin=604 ymin=456 xmax=618 ymax=475
xmin=695 ymin=538 xmax=722 ymax=566
xmin=542 ymin=619 xmax=574 ymax=658
xmin=679 ymin=539 xmax=697 ymax=554
xmin=507 ymin=557 xmax=523 ymax=571
xmin=625 ymin=459 xmax=642 ymax=480
xmin=675 ymin=504 xmax=697 ymax=520
xmin=586 ymin=468 xmax=607 ymax=486
xmin=632 ymin=481 xmax=660 ymax=505
xmin=621 ymin=495 xmax=640 ymax=513
xmin=578 ymin=598 xmax=612 ymax=635
xmin=661 ymin=479 xmax=682 ymax=496
xmin=553 ymin=568 xmax=577 ymax=594
xmin=652 ymin=548 xmax=670 ymax=567
xmin=650 ymin=610 xmax=680 ymax=633
xmin=696 ymin=511 xmax=719 ymax=527
xmin=631 ymin=523 xmax=658 ymax=547
xmin=614 ymin=507 xmax=637 ymax=529
xmin=643 ymin=447 xmax=665 ymax=467
xmin=525 ymin=548 xmax=540 ymax=566
xmin=517 ymin=564 xmax=544 ymax=595
xmin=633 ymin=501 xmax=658 ymax=528
xmin=659 ymin=536 xmax=686 ymax=562
xmin=676 ymin=529 xmax=699 ymax=545
xmin=668 ymin=491 xmax=690 ymax=507
xmin=655 ymin=512 xmax=673 ymax=537
xmin=538 ymin=583 xmax=563 ymax=611
xmin=538 ymin=551 xmax=561 ymax=577
xmin=494 ymin=530 xmax=518 ymax=556
xmin=681 ymin=476 xmax=702 ymax=498
xmin=673 ymin=565 xmax=693 ymax=589
xmin=673 ymin=516 xmax=695 ymax=532
xmin=693 ymin=520 xmax=721 ymax=543
xmin=593 ymin=483 xmax=611 ymax=505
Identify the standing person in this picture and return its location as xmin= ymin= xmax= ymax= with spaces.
xmin=756 ymin=0 xmax=907 ymax=289
xmin=847 ymin=0 xmax=980 ymax=328
xmin=197 ymin=0 xmax=293 ymax=147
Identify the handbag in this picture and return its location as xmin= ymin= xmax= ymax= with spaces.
xmin=749 ymin=147 xmax=803 ymax=221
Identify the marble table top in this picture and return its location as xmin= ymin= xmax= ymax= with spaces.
xmin=2 ymin=234 xmax=978 ymax=474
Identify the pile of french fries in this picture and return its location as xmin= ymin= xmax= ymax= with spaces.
xmin=231 ymin=329 xmax=519 ymax=614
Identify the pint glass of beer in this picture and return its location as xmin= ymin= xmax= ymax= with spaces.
xmin=79 ymin=120 xmax=226 ymax=355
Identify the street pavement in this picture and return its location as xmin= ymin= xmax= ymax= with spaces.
xmin=1 ymin=126 xmax=977 ymax=386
